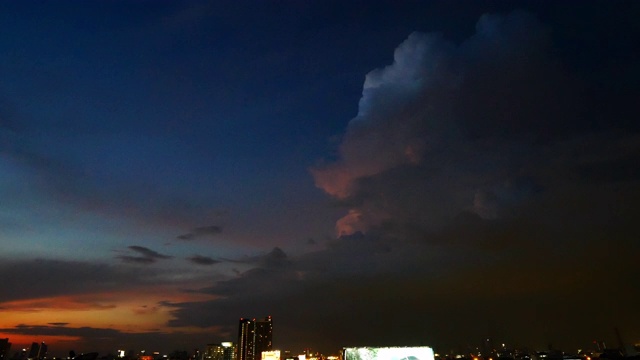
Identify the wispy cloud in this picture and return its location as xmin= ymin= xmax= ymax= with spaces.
xmin=220 ymin=247 xmax=289 ymax=268
xmin=117 ymin=246 xmax=173 ymax=264
xmin=186 ymin=255 xmax=220 ymax=266
xmin=0 ymin=259 xmax=156 ymax=303
xmin=177 ymin=225 xmax=222 ymax=241
xmin=129 ymin=245 xmax=173 ymax=259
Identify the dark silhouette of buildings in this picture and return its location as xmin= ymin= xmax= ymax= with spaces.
xmin=74 ymin=353 xmax=99 ymax=360
xmin=27 ymin=342 xmax=46 ymax=360
xmin=0 ymin=339 xmax=11 ymax=360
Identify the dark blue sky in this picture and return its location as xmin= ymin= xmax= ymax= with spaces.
xmin=1 ymin=0 xmax=639 ymax=356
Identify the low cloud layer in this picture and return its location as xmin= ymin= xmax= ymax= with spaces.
xmin=0 ymin=259 xmax=145 ymax=303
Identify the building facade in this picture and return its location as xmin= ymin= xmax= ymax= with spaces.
xmin=221 ymin=342 xmax=236 ymax=360
xmin=238 ymin=319 xmax=255 ymax=360
xmin=237 ymin=316 xmax=273 ymax=360
xmin=204 ymin=344 xmax=225 ymax=360
xmin=253 ymin=317 xmax=273 ymax=360
xmin=205 ymin=343 xmax=236 ymax=360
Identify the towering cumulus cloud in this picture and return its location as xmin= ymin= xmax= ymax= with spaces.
xmin=157 ymin=10 xmax=640 ymax=351
xmin=312 ymin=11 xmax=580 ymax=236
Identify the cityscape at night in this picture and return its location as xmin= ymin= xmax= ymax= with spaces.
xmin=0 ymin=1 xmax=639 ymax=359
xmin=2 ymin=318 xmax=640 ymax=360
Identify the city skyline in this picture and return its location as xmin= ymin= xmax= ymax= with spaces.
xmin=1 ymin=0 xmax=639 ymax=357
xmin=2 ymin=336 xmax=638 ymax=360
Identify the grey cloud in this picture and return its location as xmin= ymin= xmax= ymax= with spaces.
xmin=117 ymin=255 xmax=157 ymax=265
xmin=187 ymin=255 xmax=220 ymax=266
xmin=157 ymin=300 xmax=180 ymax=308
xmin=116 ymin=246 xmax=172 ymax=265
xmin=8 ymin=324 xmax=121 ymax=337
xmin=311 ymin=10 xmax=635 ymax=239
xmin=177 ymin=225 xmax=222 ymax=240
xmin=220 ymin=247 xmax=290 ymax=269
xmin=262 ymin=247 xmax=288 ymax=268
xmin=0 ymin=259 xmax=161 ymax=303
xmin=472 ymin=176 xmax=542 ymax=220
xmin=129 ymin=245 xmax=172 ymax=259
xmin=2 ymin=151 xmax=225 ymax=235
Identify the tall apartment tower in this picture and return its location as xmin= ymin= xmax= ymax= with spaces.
xmin=238 ymin=318 xmax=255 ymax=360
xmin=237 ymin=316 xmax=273 ymax=360
xmin=27 ymin=342 xmax=47 ymax=360
xmin=253 ymin=317 xmax=272 ymax=360
xmin=0 ymin=338 xmax=11 ymax=360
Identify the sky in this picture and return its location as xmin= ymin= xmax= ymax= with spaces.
xmin=1 ymin=0 xmax=639 ymax=357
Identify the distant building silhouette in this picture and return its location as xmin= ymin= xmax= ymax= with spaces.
xmin=27 ymin=343 xmax=46 ymax=360
xmin=0 ymin=339 xmax=11 ymax=360
xmin=74 ymin=353 xmax=99 ymax=360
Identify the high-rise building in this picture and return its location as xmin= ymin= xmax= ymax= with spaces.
xmin=253 ymin=317 xmax=272 ymax=360
xmin=238 ymin=319 xmax=255 ymax=360
xmin=28 ymin=343 xmax=39 ymax=360
xmin=0 ymin=338 xmax=11 ymax=360
xmin=27 ymin=342 xmax=47 ymax=360
xmin=237 ymin=316 xmax=273 ymax=360
xmin=39 ymin=343 xmax=48 ymax=360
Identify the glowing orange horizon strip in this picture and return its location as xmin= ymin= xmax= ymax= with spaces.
xmin=0 ymin=289 xmax=220 ymax=334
